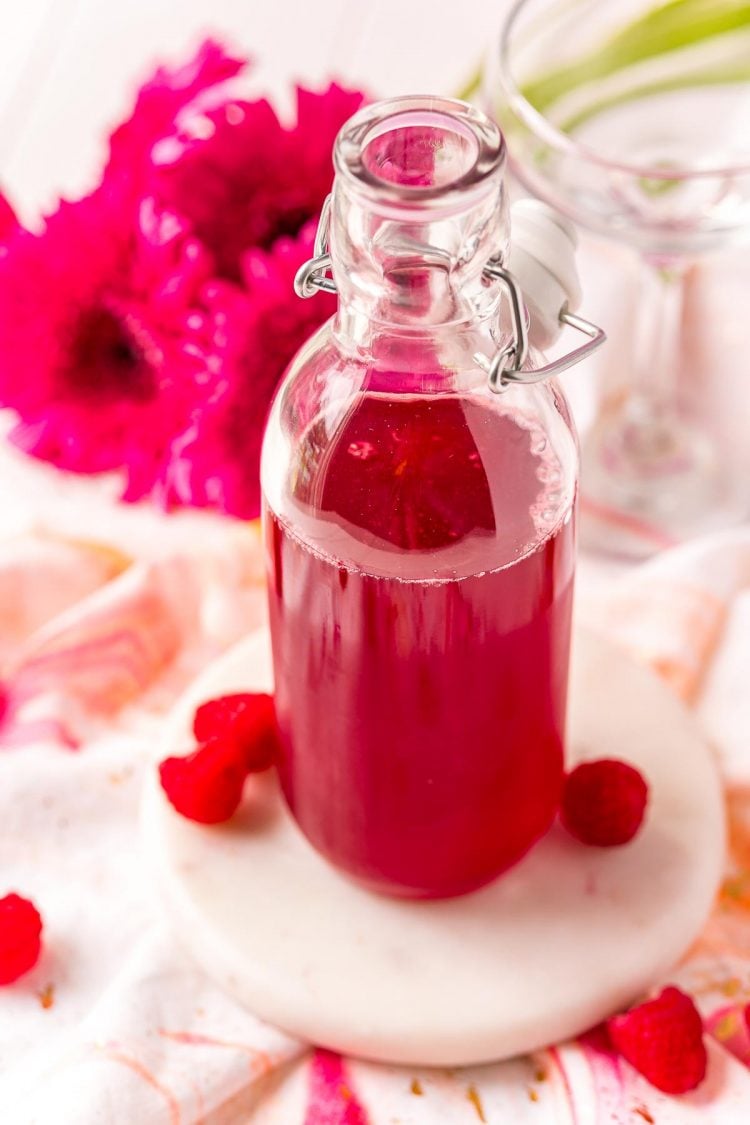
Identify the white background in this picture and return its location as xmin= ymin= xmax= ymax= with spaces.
xmin=1 ymin=0 xmax=505 ymax=217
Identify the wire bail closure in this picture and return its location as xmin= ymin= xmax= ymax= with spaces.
xmin=294 ymin=195 xmax=606 ymax=390
xmin=294 ymin=196 xmax=337 ymax=298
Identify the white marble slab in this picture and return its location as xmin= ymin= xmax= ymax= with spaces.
xmin=142 ymin=625 xmax=725 ymax=1066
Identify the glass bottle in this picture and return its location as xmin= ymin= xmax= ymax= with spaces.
xmin=261 ymin=97 xmax=583 ymax=900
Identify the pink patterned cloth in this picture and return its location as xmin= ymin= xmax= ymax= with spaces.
xmin=0 ymin=506 xmax=749 ymax=1122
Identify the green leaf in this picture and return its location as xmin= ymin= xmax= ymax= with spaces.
xmin=522 ymin=0 xmax=750 ymax=114
xmin=560 ymin=56 xmax=750 ymax=133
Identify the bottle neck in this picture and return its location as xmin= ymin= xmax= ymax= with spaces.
xmin=329 ymin=98 xmax=511 ymax=354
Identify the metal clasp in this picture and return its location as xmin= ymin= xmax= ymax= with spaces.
xmin=481 ymin=261 xmax=606 ymax=393
xmin=294 ymin=195 xmax=607 ymax=389
xmin=294 ymin=196 xmax=336 ymax=297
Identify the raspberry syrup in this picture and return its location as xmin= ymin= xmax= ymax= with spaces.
xmin=265 ymin=391 xmax=575 ymax=898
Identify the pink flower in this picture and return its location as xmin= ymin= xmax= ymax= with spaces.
xmin=107 ymin=38 xmax=245 ymax=177
xmin=159 ymin=222 xmax=336 ymax=517
xmin=150 ymin=82 xmax=364 ymax=279
xmin=0 ymin=38 xmax=366 ymax=516
xmin=0 ymin=185 xmax=215 ymax=495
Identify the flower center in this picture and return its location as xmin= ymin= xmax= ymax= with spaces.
xmin=69 ymin=305 xmax=157 ymax=401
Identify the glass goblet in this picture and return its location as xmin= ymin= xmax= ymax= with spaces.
xmin=487 ymin=0 xmax=750 ymax=554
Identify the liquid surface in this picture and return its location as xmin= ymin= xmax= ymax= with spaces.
xmin=265 ymin=393 xmax=575 ymax=898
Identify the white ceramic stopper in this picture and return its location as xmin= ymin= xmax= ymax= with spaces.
xmin=510 ymin=199 xmax=583 ymax=350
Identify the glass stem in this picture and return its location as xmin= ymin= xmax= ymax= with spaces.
xmin=625 ymin=253 xmax=688 ymax=448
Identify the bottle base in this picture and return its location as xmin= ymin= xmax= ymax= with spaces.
xmin=281 ymin=793 xmax=556 ymax=902
xmin=336 ymin=866 xmax=517 ymax=902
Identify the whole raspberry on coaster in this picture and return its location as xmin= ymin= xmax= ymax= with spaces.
xmin=193 ymin=692 xmax=279 ymax=772
xmin=561 ymin=758 xmax=649 ymax=847
xmin=159 ymin=738 xmax=248 ymax=824
xmin=608 ymin=986 xmax=707 ymax=1094
xmin=0 ymin=893 xmax=43 ymax=985
xmin=160 ymin=692 xmax=281 ymax=824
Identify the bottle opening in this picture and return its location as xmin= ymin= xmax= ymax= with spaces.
xmin=335 ymin=96 xmax=505 ymax=207
xmin=361 ymin=112 xmax=479 ymax=190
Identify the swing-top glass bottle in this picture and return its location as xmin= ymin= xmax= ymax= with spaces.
xmin=261 ymin=96 xmax=599 ymax=899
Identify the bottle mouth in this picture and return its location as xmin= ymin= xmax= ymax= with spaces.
xmin=335 ymin=96 xmax=505 ymax=210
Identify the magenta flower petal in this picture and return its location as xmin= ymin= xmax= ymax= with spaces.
xmin=150 ymin=82 xmax=365 ymax=280
xmin=151 ymin=96 xmax=286 ymax=279
xmin=290 ymin=83 xmax=366 ymax=213
xmin=159 ymin=224 xmax=336 ymax=518
xmin=108 ymin=38 xmax=246 ymax=176
xmin=0 ymin=193 xmax=17 ymax=241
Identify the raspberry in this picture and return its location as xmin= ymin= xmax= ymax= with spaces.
xmin=0 ymin=893 xmax=43 ymax=984
xmin=608 ymin=986 xmax=707 ymax=1094
xmin=561 ymin=758 xmax=648 ymax=846
xmin=193 ymin=692 xmax=279 ymax=772
xmin=159 ymin=739 xmax=247 ymax=824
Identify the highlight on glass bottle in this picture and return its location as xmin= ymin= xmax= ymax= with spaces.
xmin=261 ymin=96 xmax=603 ymax=900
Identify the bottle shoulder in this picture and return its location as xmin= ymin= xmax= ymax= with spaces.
xmin=261 ymin=324 xmax=578 ymax=577
xmin=265 ymin=318 xmax=576 ymax=442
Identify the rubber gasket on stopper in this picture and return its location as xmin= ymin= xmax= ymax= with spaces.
xmin=142 ymin=626 xmax=724 ymax=1067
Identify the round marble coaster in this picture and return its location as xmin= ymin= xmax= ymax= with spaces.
xmin=142 ymin=626 xmax=725 ymax=1067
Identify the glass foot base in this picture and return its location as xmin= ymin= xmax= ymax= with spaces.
xmin=580 ymin=410 xmax=748 ymax=558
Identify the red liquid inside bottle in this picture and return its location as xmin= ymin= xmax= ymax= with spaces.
xmin=265 ymin=392 xmax=575 ymax=898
